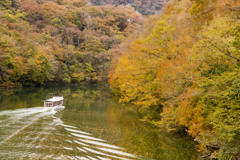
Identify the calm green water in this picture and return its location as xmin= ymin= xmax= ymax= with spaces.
xmin=0 ymin=85 xmax=199 ymax=160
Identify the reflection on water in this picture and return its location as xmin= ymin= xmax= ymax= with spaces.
xmin=0 ymin=107 xmax=136 ymax=159
xmin=0 ymin=85 xmax=199 ymax=159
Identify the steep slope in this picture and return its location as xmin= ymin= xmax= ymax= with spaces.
xmin=88 ymin=0 xmax=169 ymax=15
xmin=109 ymin=0 xmax=240 ymax=159
xmin=0 ymin=0 xmax=141 ymax=87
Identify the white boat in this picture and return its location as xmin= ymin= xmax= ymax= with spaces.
xmin=44 ymin=96 xmax=64 ymax=107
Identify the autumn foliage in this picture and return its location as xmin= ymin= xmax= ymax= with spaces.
xmin=1 ymin=0 xmax=240 ymax=159
xmin=109 ymin=0 xmax=240 ymax=159
xmin=0 ymin=0 xmax=141 ymax=87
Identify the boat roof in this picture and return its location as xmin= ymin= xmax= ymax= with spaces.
xmin=44 ymin=96 xmax=63 ymax=102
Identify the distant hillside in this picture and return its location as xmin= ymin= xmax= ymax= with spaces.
xmin=88 ymin=0 xmax=169 ymax=15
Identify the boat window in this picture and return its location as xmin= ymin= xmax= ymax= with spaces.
xmin=44 ymin=98 xmax=63 ymax=107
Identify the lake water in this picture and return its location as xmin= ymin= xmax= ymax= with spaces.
xmin=0 ymin=85 xmax=199 ymax=160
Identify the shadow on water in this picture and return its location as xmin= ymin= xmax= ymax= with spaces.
xmin=0 ymin=85 xmax=200 ymax=159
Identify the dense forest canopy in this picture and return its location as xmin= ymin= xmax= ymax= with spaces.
xmin=109 ymin=0 xmax=240 ymax=159
xmin=0 ymin=0 xmax=141 ymax=87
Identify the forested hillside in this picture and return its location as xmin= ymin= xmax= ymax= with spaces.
xmin=88 ymin=0 xmax=169 ymax=15
xmin=0 ymin=0 xmax=141 ymax=87
xmin=109 ymin=0 xmax=240 ymax=159
xmin=1 ymin=0 xmax=240 ymax=159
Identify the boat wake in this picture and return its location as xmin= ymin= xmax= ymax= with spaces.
xmin=0 ymin=107 xmax=141 ymax=160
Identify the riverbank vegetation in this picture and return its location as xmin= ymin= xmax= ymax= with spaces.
xmin=109 ymin=0 xmax=240 ymax=159
xmin=0 ymin=0 xmax=141 ymax=87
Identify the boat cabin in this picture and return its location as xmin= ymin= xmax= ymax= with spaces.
xmin=44 ymin=96 xmax=64 ymax=107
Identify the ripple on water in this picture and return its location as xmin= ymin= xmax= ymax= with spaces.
xmin=0 ymin=107 xmax=140 ymax=160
